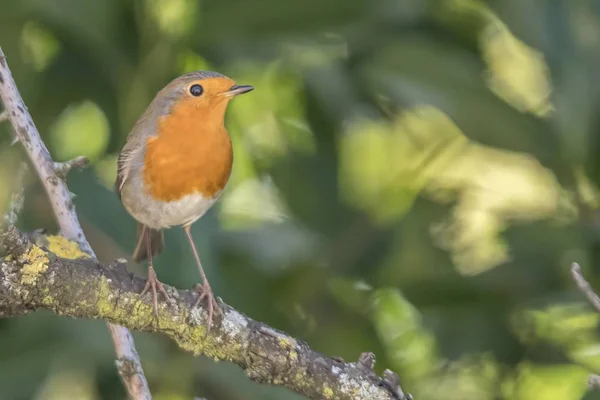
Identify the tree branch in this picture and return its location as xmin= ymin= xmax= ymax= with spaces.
xmin=54 ymin=156 xmax=90 ymax=180
xmin=0 ymin=229 xmax=409 ymax=400
xmin=570 ymin=262 xmax=600 ymax=392
xmin=589 ymin=374 xmax=600 ymax=390
xmin=570 ymin=263 xmax=600 ymax=314
xmin=0 ymin=47 xmax=151 ymax=399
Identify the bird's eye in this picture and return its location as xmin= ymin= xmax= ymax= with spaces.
xmin=189 ymin=84 xmax=204 ymax=97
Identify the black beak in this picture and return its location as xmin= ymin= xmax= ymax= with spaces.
xmin=225 ymin=84 xmax=254 ymax=97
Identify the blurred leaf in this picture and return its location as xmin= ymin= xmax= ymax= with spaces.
xmin=146 ymin=0 xmax=198 ymax=39
xmin=49 ymin=100 xmax=110 ymax=162
xmin=220 ymin=177 xmax=290 ymax=229
xmin=372 ymin=288 xmax=439 ymax=380
xmin=480 ymin=10 xmax=553 ymax=117
xmin=339 ymin=106 xmax=468 ymax=225
xmin=34 ymin=363 xmax=100 ymax=400
xmin=512 ymin=304 xmax=600 ymax=371
xmin=429 ymin=141 xmax=575 ymax=274
xmin=20 ymin=21 xmax=61 ymax=72
xmin=505 ymin=363 xmax=588 ymax=400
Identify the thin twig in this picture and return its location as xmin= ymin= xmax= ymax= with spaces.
xmin=589 ymin=374 xmax=600 ymax=390
xmin=0 ymin=46 xmax=151 ymax=400
xmin=570 ymin=262 xmax=600 ymax=393
xmin=54 ymin=156 xmax=89 ymax=179
xmin=570 ymin=263 xmax=600 ymax=314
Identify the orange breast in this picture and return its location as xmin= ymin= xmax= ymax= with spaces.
xmin=143 ymin=99 xmax=233 ymax=202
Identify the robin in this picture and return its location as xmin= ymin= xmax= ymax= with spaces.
xmin=115 ymin=71 xmax=254 ymax=330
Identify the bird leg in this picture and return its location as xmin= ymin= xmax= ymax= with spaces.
xmin=183 ymin=225 xmax=221 ymax=332
xmin=140 ymin=227 xmax=169 ymax=318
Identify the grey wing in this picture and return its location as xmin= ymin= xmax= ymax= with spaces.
xmin=115 ymin=108 xmax=158 ymax=199
xmin=115 ymin=147 xmax=135 ymax=199
xmin=115 ymin=87 xmax=176 ymax=199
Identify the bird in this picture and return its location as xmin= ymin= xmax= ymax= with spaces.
xmin=115 ymin=70 xmax=254 ymax=330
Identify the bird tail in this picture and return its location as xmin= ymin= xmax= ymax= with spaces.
xmin=132 ymin=223 xmax=164 ymax=262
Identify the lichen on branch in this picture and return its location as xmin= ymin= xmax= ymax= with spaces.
xmin=0 ymin=229 xmax=409 ymax=400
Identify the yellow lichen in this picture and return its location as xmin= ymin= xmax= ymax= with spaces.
xmin=278 ymin=337 xmax=295 ymax=349
xmin=46 ymin=235 xmax=91 ymax=259
xmin=323 ymin=385 xmax=334 ymax=399
xmin=42 ymin=294 xmax=56 ymax=307
xmin=95 ymin=278 xmax=153 ymax=323
xmin=20 ymin=245 xmax=49 ymax=285
xmin=93 ymin=276 xmax=246 ymax=364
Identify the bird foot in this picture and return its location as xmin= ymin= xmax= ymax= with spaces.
xmin=193 ymin=282 xmax=221 ymax=333
xmin=140 ymin=266 xmax=169 ymax=319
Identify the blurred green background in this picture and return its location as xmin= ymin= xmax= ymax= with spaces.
xmin=2 ymin=0 xmax=600 ymax=399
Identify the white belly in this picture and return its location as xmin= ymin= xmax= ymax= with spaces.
xmin=121 ymin=183 xmax=219 ymax=229
xmin=155 ymin=192 xmax=217 ymax=227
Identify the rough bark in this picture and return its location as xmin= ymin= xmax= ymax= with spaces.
xmin=0 ymin=228 xmax=409 ymax=400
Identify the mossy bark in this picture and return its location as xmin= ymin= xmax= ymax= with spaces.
xmin=0 ymin=228 xmax=407 ymax=400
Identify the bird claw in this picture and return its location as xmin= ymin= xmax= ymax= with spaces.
xmin=193 ymin=282 xmax=221 ymax=333
xmin=140 ymin=266 xmax=169 ymax=319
